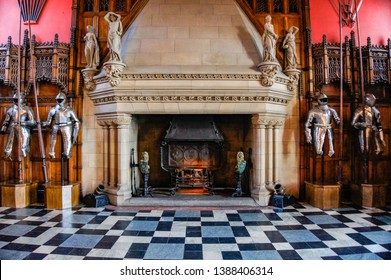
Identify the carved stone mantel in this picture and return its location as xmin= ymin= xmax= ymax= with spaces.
xmin=88 ymin=72 xmax=294 ymax=115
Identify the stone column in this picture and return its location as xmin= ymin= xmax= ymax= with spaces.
xmin=97 ymin=113 xmax=132 ymax=205
xmin=273 ymin=121 xmax=284 ymax=185
xmin=266 ymin=122 xmax=274 ymax=189
xmin=251 ymin=114 xmax=269 ymax=206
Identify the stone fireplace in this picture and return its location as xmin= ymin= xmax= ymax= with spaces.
xmin=82 ymin=0 xmax=300 ymax=206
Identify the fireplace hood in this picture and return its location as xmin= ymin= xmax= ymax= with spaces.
xmin=162 ymin=116 xmax=224 ymax=143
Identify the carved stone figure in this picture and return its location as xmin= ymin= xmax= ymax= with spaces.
xmin=351 ymin=93 xmax=386 ymax=155
xmin=42 ymin=92 xmax=80 ymax=159
xmin=1 ymin=93 xmax=36 ymax=158
xmin=282 ymin=26 xmax=299 ymax=70
xmin=139 ymin=151 xmax=150 ymax=174
xmin=104 ymin=12 xmax=123 ymax=62
xmin=84 ymin=25 xmax=100 ymax=69
xmin=305 ymin=93 xmax=340 ymax=157
xmin=235 ymin=151 xmax=246 ymax=174
xmin=262 ymin=15 xmax=279 ymax=63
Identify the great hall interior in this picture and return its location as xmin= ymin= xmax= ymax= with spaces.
xmin=0 ymin=0 xmax=390 ymax=260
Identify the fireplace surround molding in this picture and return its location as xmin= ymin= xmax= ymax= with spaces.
xmin=88 ymin=73 xmax=295 ymax=206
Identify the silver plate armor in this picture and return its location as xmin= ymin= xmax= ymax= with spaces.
xmin=351 ymin=93 xmax=386 ymax=155
xmin=42 ymin=92 xmax=80 ymax=159
xmin=1 ymin=94 xmax=36 ymax=158
xmin=305 ymin=93 xmax=340 ymax=157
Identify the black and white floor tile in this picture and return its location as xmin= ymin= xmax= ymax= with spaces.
xmin=0 ymin=203 xmax=390 ymax=260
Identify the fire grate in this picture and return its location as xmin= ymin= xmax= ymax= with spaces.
xmin=161 ymin=116 xmax=224 ymax=192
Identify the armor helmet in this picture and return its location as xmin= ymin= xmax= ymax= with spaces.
xmin=12 ymin=93 xmax=24 ymax=105
xmin=55 ymin=92 xmax=67 ymax=106
xmin=365 ymin=93 xmax=376 ymax=107
xmin=317 ymin=92 xmax=328 ymax=106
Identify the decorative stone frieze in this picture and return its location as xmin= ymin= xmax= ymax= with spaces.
xmin=94 ymin=73 xmax=291 ymax=85
xmin=92 ymin=94 xmax=290 ymax=105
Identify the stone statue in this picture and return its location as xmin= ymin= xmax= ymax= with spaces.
xmin=282 ymin=26 xmax=299 ymax=70
xmin=139 ymin=151 xmax=150 ymax=174
xmin=104 ymin=12 xmax=123 ymax=62
xmin=351 ymin=93 xmax=386 ymax=155
xmin=262 ymin=15 xmax=279 ymax=63
xmin=42 ymin=92 xmax=80 ymax=159
xmin=1 ymin=93 xmax=36 ymax=158
xmin=305 ymin=93 xmax=340 ymax=157
xmin=235 ymin=151 xmax=246 ymax=174
xmin=84 ymin=25 xmax=100 ymax=69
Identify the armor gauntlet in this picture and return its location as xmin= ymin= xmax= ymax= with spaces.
xmin=353 ymin=122 xmax=365 ymax=130
xmin=1 ymin=114 xmax=10 ymax=133
xmin=379 ymin=129 xmax=386 ymax=147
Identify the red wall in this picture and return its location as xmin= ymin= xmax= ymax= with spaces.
xmin=0 ymin=1 xmax=389 ymax=46
xmin=310 ymin=0 xmax=391 ymax=45
xmin=0 ymin=0 xmax=72 ymax=43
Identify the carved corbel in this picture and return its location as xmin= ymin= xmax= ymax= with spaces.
xmin=284 ymin=69 xmax=301 ymax=92
xmin=103 ymin=61 xmax=126 ymax=87
xmin=258 ymin=62 xmax=280 ymax=87
xmin=81 ymin=68 xmax=99 ymax=91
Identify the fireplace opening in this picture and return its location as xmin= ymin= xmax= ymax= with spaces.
xmin=161 ymin=116 xmax=224 ymax=193
xmin=136 ymin=115 xmax=252 ymax=195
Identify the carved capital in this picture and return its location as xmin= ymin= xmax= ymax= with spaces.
xmin=251 ymin=116 xmax=269 ymax=128
xmin=97 ymin=113 xmax=132 ymax=129
xmin=81 ymin=68 xmax=99 ymax=91
xmin=103 ymin=61 xmax=126 ymax=87
xmin=251 ymin=115 xmax=285 ymax=129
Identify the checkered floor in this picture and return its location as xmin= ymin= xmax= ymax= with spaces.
xmin=0 ymin=202 xmax=390 ymax=260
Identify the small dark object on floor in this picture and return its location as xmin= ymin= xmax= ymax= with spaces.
xmin=84 ymin=193 xmax=109 ymax=207
xmin=271 ymin=194 xmax=296 ymax=209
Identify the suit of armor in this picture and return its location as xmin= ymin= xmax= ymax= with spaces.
xmin=42 ymin=92 xmax=80 ymax=159
xmin=305 ymin=93 xmax=340 ymax=157
xmin=1 ymin=94 xmax=36 ymax=158
xmin=351 ymin=93 xmax=386 ymax=155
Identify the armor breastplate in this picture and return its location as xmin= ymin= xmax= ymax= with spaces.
xmin=363 ymin=107 xmax=374 ymax=126
xmin=10 ymin=106 xmax=30 ymax=124
xmin=312 ymin=107 xmax=333 ymax=126
xmin=54 ymin=106 xmax=72 ymax=125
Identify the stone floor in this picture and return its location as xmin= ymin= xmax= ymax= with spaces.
xmin=0 ymin=195 xmax=390 ymax=260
